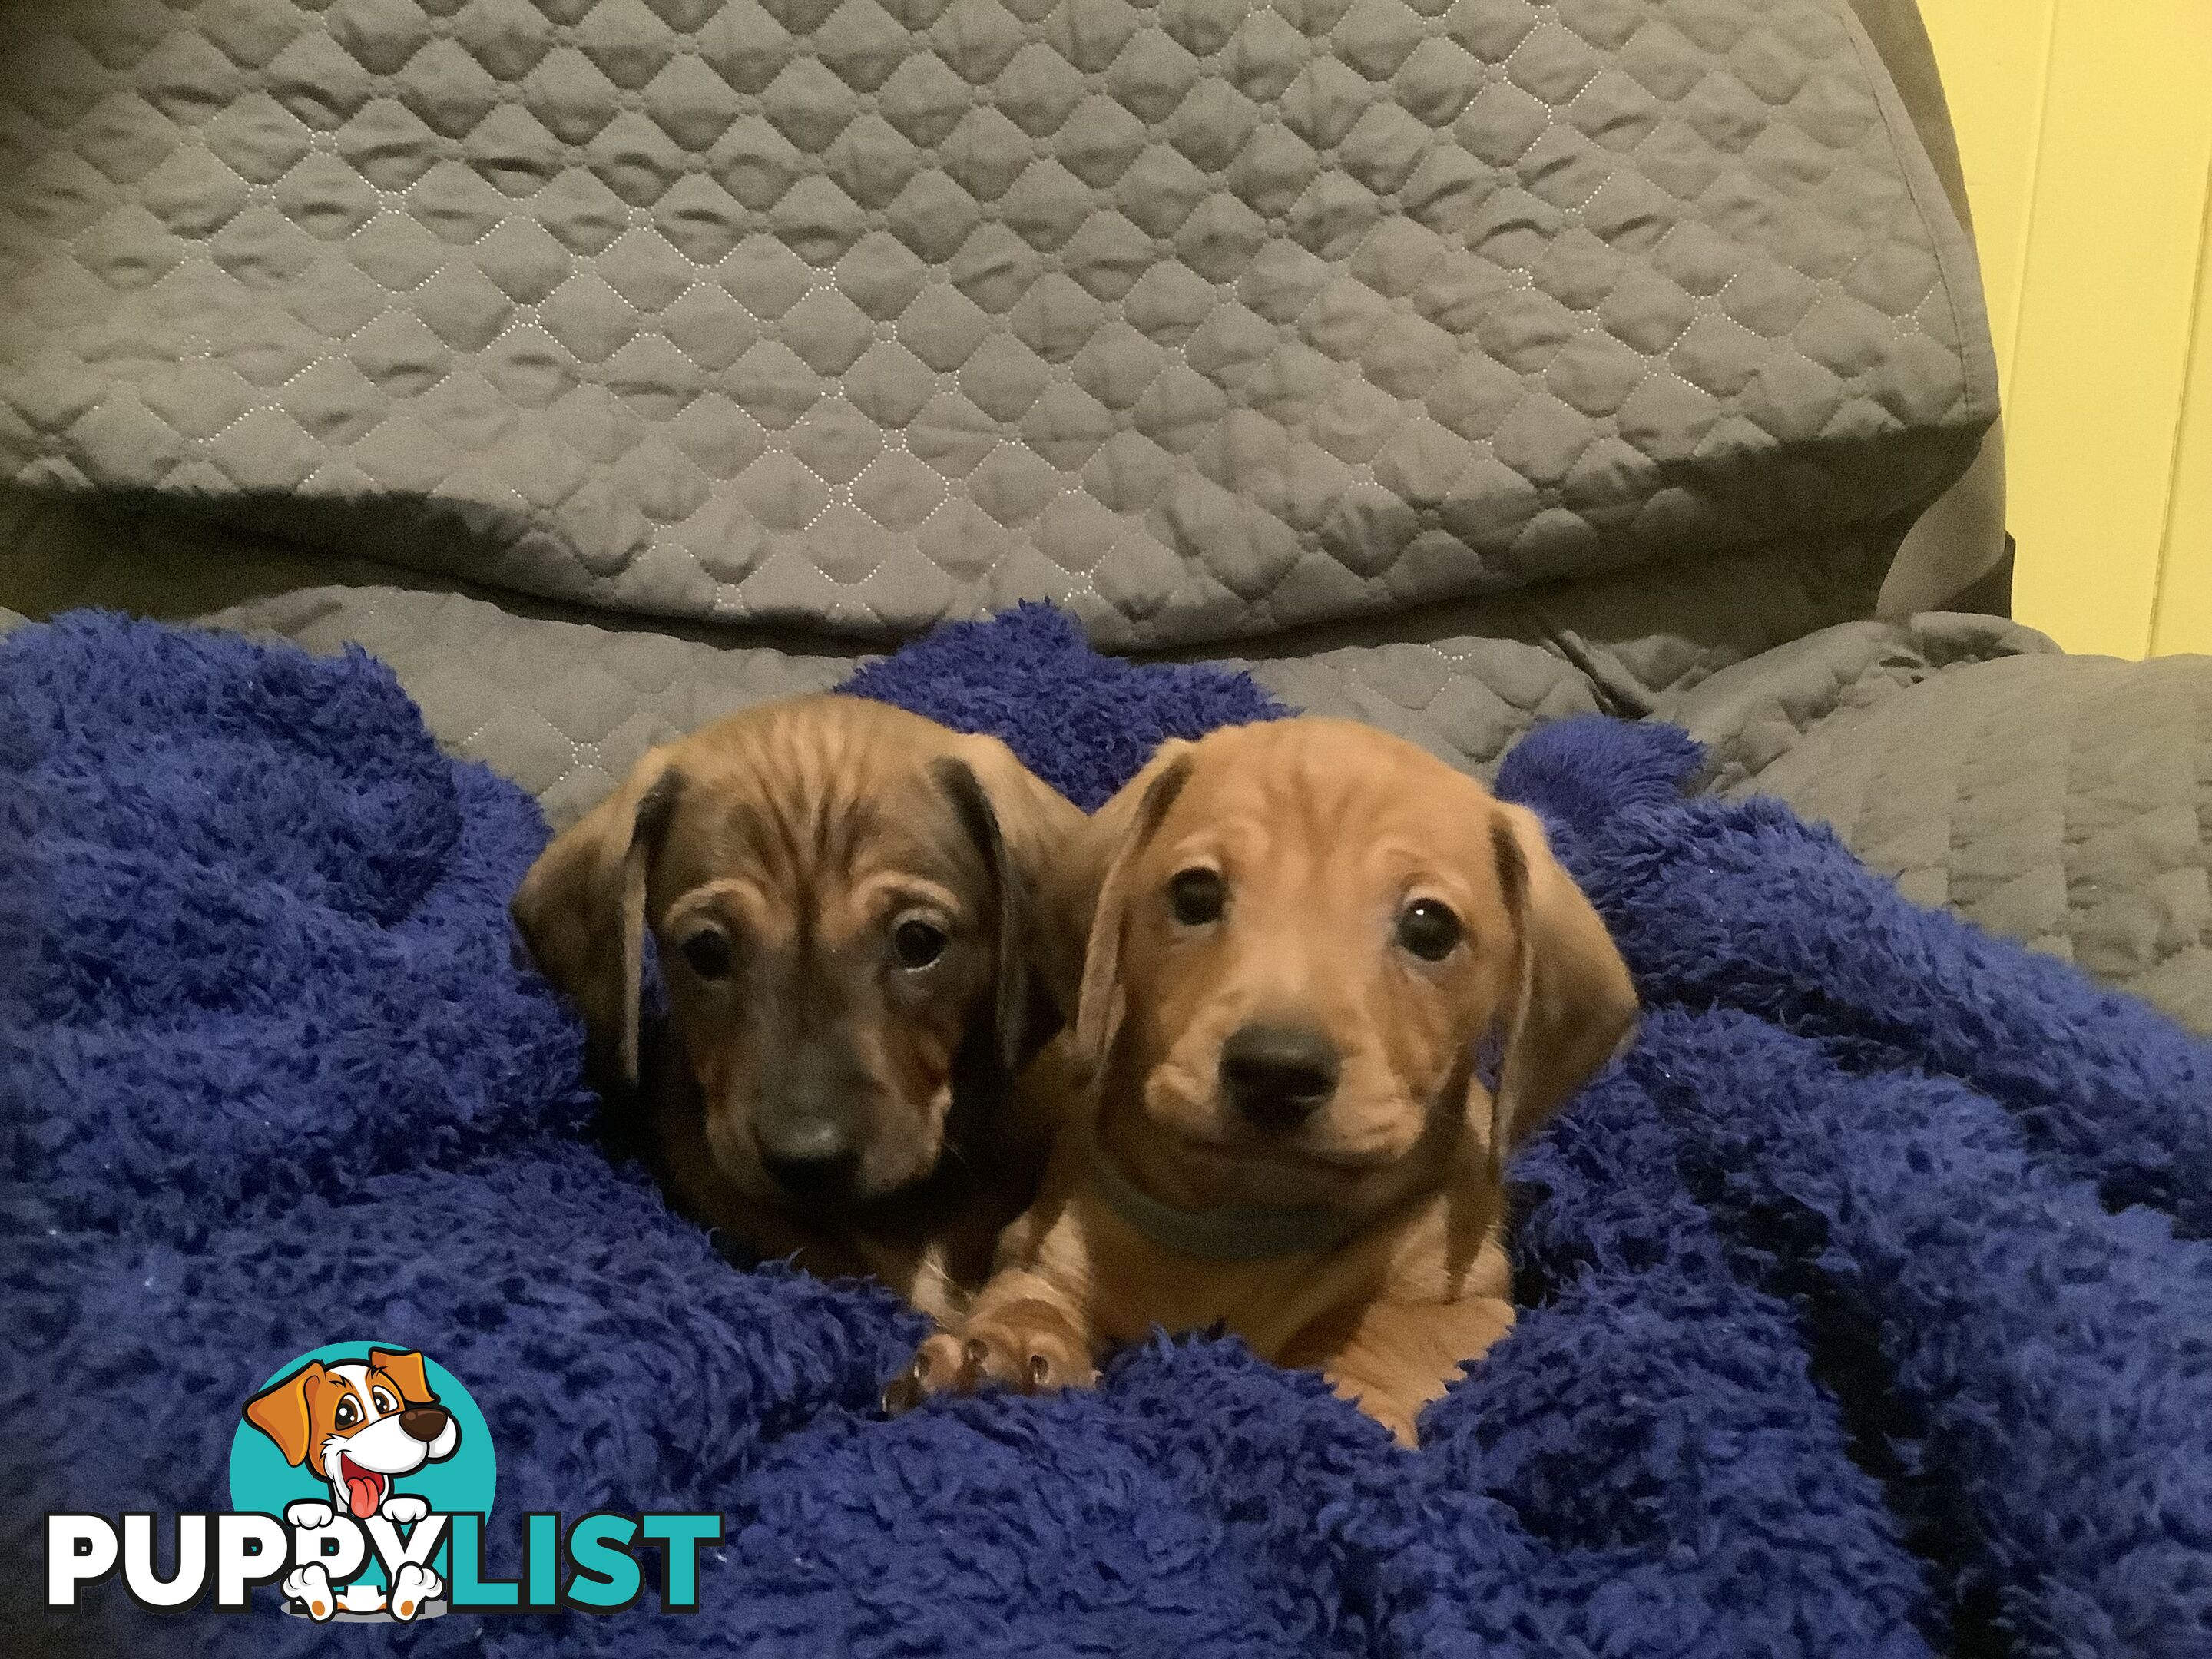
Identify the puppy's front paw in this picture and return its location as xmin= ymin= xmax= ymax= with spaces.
xmin=283 ymin=1499 xmax=334 ymax=1531
xmin=886 ymin=1301 xmax=1096 ymax=1408
xmin=379 ymin=1494 xmax=429 ymax=1525
xmin=283 ymin=1565 xmax=335 ymax=1621
xmin=389 ymin=1561 xmax=441 ymax=1621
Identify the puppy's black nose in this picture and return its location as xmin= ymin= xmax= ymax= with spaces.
xmin=759 ymin=1116 xmax=861 ymax=1204
xmin=1220 ymin=1022 xmax=1339 ymax=1128
xmin=399 ymin=1406 xmax=449 ymax=1444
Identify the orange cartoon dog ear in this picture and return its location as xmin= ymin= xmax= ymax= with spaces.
xmin=368 ymin=1349 xmax=436 ymax=1406
xmin=243 ymin=1362 xmax=323 ymax=1468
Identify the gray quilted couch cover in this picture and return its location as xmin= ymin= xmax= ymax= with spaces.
xmin=2 ymin=0 xmax=2207 ymax=1033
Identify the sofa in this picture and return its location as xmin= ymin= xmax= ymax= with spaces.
xmin=2 ymin=0 xmax=2204 ymax=1041
xmin=14 ymin=8 xmax=2212 ymax=1654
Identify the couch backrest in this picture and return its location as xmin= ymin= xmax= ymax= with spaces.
xmin=0 ymin=0 xmax=1996 ymax=650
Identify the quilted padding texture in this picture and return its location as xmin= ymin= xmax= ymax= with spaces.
xmin=0 ymin=0 xmax=1994 ymax=647
xmin=1677 ymin=637 xmax=2212 ymax=1035
xmin=0 ymin=483 xmax=1602 ymax=821
xmin=1661 ymin=610 xmax=2060 ymax=792
xmin=1219 ymin=630 xmax=1601 ymax=768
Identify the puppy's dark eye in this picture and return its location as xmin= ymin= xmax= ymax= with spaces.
xmin=680 ymin=928 xmax=732 ymax=979
xmin=892 ymin=917 xmax=947 ymax=971
xmin=1168 ymin=867 xmax=1226 ymax=926
xmin=333 ymin=1396 xmax=359 ymax=1429
xmin=1396 ymin=899 xmax=1462 ymax=962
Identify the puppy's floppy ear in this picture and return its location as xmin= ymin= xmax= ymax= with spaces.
xmin=937 ymin=737 xmax=1084 ymax=1072
xmin=243 ymin=1362 xmax=323 ymax=1468
xmin=510 ymin=756 xmax=685 ymax=1085
xmin=1070 ymin=741 xmax=1196 ymax=1066
xmin=1488 ymin=803 xmax=1637 ymax=1159
xmin=367 ymin=1349 xmax=436 ymax=1406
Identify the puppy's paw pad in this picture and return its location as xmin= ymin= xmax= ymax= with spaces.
xmin=379 ymin=1495 xmax=429 ymax=1525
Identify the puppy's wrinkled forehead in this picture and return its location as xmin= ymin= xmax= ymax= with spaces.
xmin=651 ymin=704 xmax=980 ymax=913
xmin=1151 ymin=721 xmax=1509 ymax=898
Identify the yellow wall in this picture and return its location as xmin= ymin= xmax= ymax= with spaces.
xmin=1919 ymin=0 xmax=2212 ymax=657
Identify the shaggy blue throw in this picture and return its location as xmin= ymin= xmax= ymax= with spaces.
xmin=5 ymin=605 xmax=2210 ymax=1657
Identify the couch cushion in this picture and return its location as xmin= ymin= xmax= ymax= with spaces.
xmin=1667 ymin=624 xmax=2212 ymax=1034
xmin=22 ymin=484 xmax=2198 ymax=1040
xmin=0 ymin=0 xmax=1994 ymax=649
xmin=0 ymin=486 xmax=1594 ymax=824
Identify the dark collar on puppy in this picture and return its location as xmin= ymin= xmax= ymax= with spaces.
xmin=1086 ymin=1152 xmax=1366 ymax=1262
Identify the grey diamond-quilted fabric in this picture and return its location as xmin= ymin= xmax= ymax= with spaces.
xmin=1224 ymin=632 xmax=1601 ymax=767
xmin=0 ymin=482 xmax=1596 ymax=823
xmin=10 ymin=483 xmax=2208 ymax=1032
xmin=1658 ymin=609 xmax=2059 ymax=792
xmin=1667 ymin=623 xmax=2212 ymax=1035
xmin=0 ymin=483 xmax=851 ymax=826
xmin=0 ymin=0 xmax=1994 ymax=649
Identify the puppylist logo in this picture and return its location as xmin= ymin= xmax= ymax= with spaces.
xmin=46 ymin=1343 xmax=722 ymax=1621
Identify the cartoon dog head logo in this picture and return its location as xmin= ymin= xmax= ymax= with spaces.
xmin=243 ymin=1349 xmax=460 ymax=1521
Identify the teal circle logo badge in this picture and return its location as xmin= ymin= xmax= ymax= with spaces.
xmin=227 ymin=1343 xmax=493 ymax=1622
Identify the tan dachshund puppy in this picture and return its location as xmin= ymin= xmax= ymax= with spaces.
xmin=890 ymin=718 xmax=1637 ymax=1445
xmin=512 ymin=695 xmax=1084 ymax=1321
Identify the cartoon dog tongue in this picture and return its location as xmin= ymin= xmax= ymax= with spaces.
xmin=341 ymin=1459 xmax=384 ymax=1518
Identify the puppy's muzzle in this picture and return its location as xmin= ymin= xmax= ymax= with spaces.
xmin=399 ymin=1406 xmax=450 ymax=1445
xmin=756 ymin=1040 xmax=866 ymax=1205
xmin=760 ymin=1119 xmax=860 ymax=1204
xmin=1219 ymin=1022 xmax=1340 ymax=1129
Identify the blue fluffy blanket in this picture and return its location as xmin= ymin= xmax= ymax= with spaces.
xmin=5 ymin=607 xmax=2210 ymax=1657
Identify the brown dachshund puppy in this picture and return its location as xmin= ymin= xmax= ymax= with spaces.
xmin=512 ymin=695 xmax=1084 ymax=1321
xmin=891 ymin=717 xmax=1637 ymax=1444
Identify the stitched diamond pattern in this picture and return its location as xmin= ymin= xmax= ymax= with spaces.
xmin=0 ymin=0 xmax=1994 ymax=647
xmin=1670 ymin=628 xmax=2212 ymax=1036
